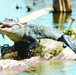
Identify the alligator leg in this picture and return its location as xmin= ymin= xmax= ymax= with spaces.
xmin=22 ymin=35 xmax=38 ymax=58
xmin=58 ymin=34 xmax=76 ymax=53
xmin=50 ymin=29 xmax=76 ymax=53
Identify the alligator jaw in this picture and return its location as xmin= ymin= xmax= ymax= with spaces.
xmin=0 ymin=25 xmax=13 ymax=28
xmin=0 ymin=23 xmax=13 ymax=34
xmin=0 ymin=18 xmax=18 ymax=33
xmin=0 ymin=18 xmax=15 ymax=27
xmin=0 ymin=20 xmax=12 ymax=28
xmin=0 ymin=19 xmax=23 ymax=42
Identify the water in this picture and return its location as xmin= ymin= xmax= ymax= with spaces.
xmin=0 ymin=0 xmax=76 ymax=74
xmin=23 ymin=60 xmax=76 ymax=75
xmin=0 ymin=60 xmax=76 ymax=75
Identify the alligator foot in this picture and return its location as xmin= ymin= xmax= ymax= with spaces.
xmin=60 ymin=35 xmax=76 ymax=53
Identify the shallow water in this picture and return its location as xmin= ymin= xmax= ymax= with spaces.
xmin=0 ymin=0 xmax=76 ymax=75
xmin=0 ymin=60 xmax=76 ymax=75
xmin=24 ymin=60 xmax=76 ymax=75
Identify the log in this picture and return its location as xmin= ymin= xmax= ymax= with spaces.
xmin=19 ymin=0 xmax=72 ymax=23
xmin=19 ymin=7 xmax=54 ymax=23
xmin=53 ymin=0 xmax=72 ymax=13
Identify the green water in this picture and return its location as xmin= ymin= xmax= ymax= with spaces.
xmin=0 ymin=0 xmax=76 ymax=75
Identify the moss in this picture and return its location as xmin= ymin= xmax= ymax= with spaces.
xmin=74 ymin=59 xmax=76 ymax=61
xmin=47 ymin=47 xmax=63 ymax=60
xmin=39 ymin=36 xmax=42 ymax=39
xmin=51 ymin=49 xmax=61 ymax=56
xmin=2 ymin=51 xmax=20 ymax=60
xmin=30 ymin=42 xmax=44 ymax=57
xmin=48 ymin=54 xmax=54 ymax=59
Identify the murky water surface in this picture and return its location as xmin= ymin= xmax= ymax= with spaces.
xmin=0 ymin=0 xmax=76 ymax=75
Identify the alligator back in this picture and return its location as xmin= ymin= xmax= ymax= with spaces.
xmin=24 ymin=24 xmax=63 ymax=40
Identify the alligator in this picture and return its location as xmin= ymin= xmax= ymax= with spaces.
xmin=0 ymin=18 xmax=76 ymax=57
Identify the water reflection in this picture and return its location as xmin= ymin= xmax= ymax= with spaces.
xmin=24 ymin=60 xmax=76 ymax=75
xmin=53 ymin=13 xmax=71 ymax=30
xmin=0 ymin=60 xmax=76 ymax=75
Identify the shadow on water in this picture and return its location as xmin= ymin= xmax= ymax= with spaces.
xmin=53 ymin=13 xmax=71 ymax=30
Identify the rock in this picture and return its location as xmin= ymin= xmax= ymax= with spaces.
xmin=39 ymin=39 xmax=64 ymax=51
xmin=51 ymin=47 xmax=76 ymax=60
xmin=1 ymin=39 xmax=64 ymax=60
xmin=37 ymin=39 xmax=64 ymax=60
xmin=0 ymin=56 xmax=41 ymax=71
xmin=1 ymin=41 xmax=30 ymax=59
xmin=0 ymin=59 xmax=29 ymax=70
xmin=0 ymin=39 xmax=76 ymax=71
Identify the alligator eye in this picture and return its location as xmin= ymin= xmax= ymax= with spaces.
xmin=10 ymin=19 xmax=13 ymax=21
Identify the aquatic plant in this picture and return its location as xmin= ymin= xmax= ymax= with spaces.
xmin=62 ymin=29 xmax=76 ymax=40
xmin=62 ymin=29 xmax=73 ymax=35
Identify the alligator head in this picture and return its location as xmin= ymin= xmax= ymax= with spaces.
xmin=0 ymin=18 xmax=25 ymax=42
